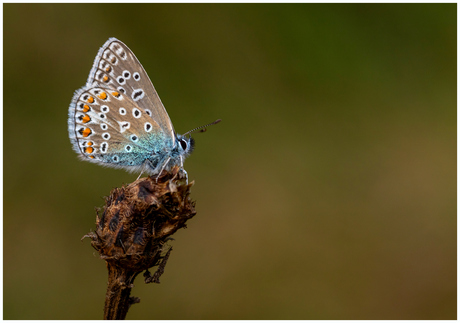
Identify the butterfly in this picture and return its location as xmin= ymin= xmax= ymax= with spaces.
xmin=68 ymin=38 xmax=220 ymax=180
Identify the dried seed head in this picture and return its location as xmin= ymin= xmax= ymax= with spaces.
xmin=85 ymin=167 xmax=196 ymax=273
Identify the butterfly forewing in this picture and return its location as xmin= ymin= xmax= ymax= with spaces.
xmin=86 ymin=38 xmax=176 ymax=144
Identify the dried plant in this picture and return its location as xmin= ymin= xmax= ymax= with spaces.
xmin=83 ymin=166 xmax=196 ymax=319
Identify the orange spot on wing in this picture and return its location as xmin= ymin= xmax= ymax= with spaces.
xmin=85 ymin=147 xmax=94 ymax=154
xmin=89 ymin=155 xmax=95 ymax=159
xmin=87 ymin=96 xmax=94 ymax=103
xmin=82 ymin=115 xmax=91 ymax=123
xmin=87 ymin=142 xmax=93 ymax=146
xmin=82 ymin=128 xmax=92 ymax=137
xmin=112 ymin=91 xmax=120 ymax=97
xmin=103 ymin=75 xmax=109 ymax=82
xmin=105 ymin=66 xmax=111 ymax=72
xmin=98 ymin=92 xmax=107 ymax=100
xmin=83 ymin=105 xmax=90 ymax=112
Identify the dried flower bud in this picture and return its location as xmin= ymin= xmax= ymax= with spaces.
xmin=83 ymin=167 xmax=196 ymax=319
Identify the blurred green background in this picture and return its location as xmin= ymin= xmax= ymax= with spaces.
xmin=3 ymin=3 xmax=456 ymax=320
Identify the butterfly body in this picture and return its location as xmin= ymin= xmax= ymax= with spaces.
xmin=68 ymin=38 xmax=194 ymax=176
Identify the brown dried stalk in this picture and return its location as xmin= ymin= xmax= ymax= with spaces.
xmin=82 ymin=166 xmax=196 ymax=319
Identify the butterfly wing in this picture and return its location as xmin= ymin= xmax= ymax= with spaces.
xmin=86 ymin=38 xmax=176 ymax=146
xmin=68 ymin=85 xmax=168 ymax=173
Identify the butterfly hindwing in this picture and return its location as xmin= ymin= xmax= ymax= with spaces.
xmin=68 ymin=86 xmax=166 ymax=172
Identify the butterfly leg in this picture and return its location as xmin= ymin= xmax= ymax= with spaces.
xmin=136 ymin=162 xmax=148 ymax=180
xmin=136 ymin=159 xmax=154 ymax=180
xmin=177 ymin=155 xmax=188 ymax=184
xmin=182 ymin=168 xmax=189 ymax=184
xmin=155 ymin=157 xmax=171 ymax=182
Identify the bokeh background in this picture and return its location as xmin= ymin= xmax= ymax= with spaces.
xmin=3 ymin=3 xmax=456 ymax=320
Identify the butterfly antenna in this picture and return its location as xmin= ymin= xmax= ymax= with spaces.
xmin=183 ymin=119 xmax=221 ymax=136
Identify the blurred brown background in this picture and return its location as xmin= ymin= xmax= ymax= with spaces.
xmin=3 ymin=3 xmax=456 ymax=320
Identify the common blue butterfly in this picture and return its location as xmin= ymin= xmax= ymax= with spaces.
xmin=68 ymin=38 xmax=219 ymax=179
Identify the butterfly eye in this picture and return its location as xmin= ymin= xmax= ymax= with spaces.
xmin=180 ymin=139 xmax=188 ymax=150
